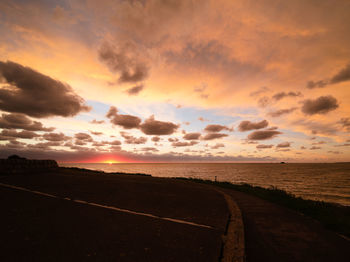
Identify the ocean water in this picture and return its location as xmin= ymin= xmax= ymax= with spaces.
xmin=60 ymin=163 xmax=350 ymax=206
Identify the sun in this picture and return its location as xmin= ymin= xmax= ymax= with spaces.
xmin=103 ymin=160 xmax=119 ymax=164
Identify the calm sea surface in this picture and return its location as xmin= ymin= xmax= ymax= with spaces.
xmin=60 ymin=163 xmax=350 ymax=206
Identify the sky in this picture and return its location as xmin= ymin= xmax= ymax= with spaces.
xmin=0 ymin=0 xmax=350 ymax=163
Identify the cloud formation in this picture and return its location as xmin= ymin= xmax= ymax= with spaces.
xmin=126 ymin=84 xmax=144 ymax=95
xmin=276 ymin=142 xmax=291 ymax=148
xmin=301 ymin=96 xmax=339 ymax=115
xmin=307 ymin=63 xmax=350 ymax=88
xmin=172 ymin=141 xmax=198 ymax=147
xmin=330 ymin=63 xmax=350 ymax=84
xmin=140 ymin=115 xmax=179 ymax=135
xmin=106 ymin=106 xmax=141 ymax=129
xmin=204 ymin=124 xmax=232 ymax=132
xmin=0 ymin=61 xmax=90 ymax=117
xmin=99 ymin=42 xmax=149 ymax=83
xmin=268 ymin=108 xmax=297 ymax=117
xmin=0 ymin=113 xmax=54 ymax=131
xmin=121 ymin=132 xmax=147 ymax=144
xmin=183 ymin=132 xmax=201 ymax=140
xmin=202 ymin=133 xmax=228 ymax=140
xmin=247 ymin=130 xmax=282 ymax=140
xmin=338 ymin=118 xmax=350 ymax=131
xmin=43 ymin=132 xmax=70 ymax=142
xmin=0 ymin=129 xmax=39 ymax=139
xmin=272 ymin=92 xmax=302 ymax=101
xmin=256 ymin=144 xmax=273 ymax=149
xmin=74 ymin=133 xmax=93 ymax=142
xmin=238 ymin=120 xmax=268 ymax=131
xmin=90 ymin=119 xmax=105 ymax=124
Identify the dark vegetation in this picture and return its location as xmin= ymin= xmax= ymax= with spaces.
xmin=175 ymin=178 xmax=350 ymax=238
xmin=59 ymin=166 xmax=151 ymax=177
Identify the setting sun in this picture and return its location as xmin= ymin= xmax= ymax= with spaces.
xmin=103 ymin=160 xmax=119 ymax=164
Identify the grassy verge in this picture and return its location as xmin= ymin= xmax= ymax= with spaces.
xmin=175 ymin=177 xmax=350 ymax=238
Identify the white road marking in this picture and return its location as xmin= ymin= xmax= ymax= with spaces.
xmin=0 ymin=182 xmax=214 ymax=229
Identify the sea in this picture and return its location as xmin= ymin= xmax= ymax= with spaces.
xmin=59 ymin=162 xmax=350 ymax=206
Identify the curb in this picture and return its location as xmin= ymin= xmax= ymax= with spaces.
xmin=217 ymin=189 xmax=245 ymax=262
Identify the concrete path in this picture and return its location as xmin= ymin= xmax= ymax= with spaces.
xmin=225 ymin=189 xmax=350 ymax=262
xmin=0 ymin=169 xmax=229 ymax=262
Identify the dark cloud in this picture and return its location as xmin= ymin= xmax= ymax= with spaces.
xmin=256 ymin=144 xmax=273 ymax=149
xmin=106 ymin=106 xmax=141 ymax=129
xmin=121 ymin=132 xmax=147 ymax=144
xmin=92 ymin=141 xmax=106 ymax=147
xmin=257 ymin=96 xmax=270 ymax=107
xmin=171 ymin=141 xmax=198 ymax=147
xmin=0 ymin=113 xmax=54 ymax=131
xmin=338 ymin=117 xmax=350 ymax=131
xmin=109 ymin=140 xmax=122 ymax=146
xmin=301 ymin=96 xmax=339 ymax=115
xmin=272 ymin=91 xmax=302 ymax=101
xmin=310 ymin=146 xmax=321 ymax=150
xmin=90 ymin=119 xmax=105 ymax=124
xmin=276 ymin=142 xmax=290 ymax=148
xmin=4 ymin=140 xmax=26 ymax=149
xmin=99 ymin=42 xmax=149 ymax=83
xmin=306 ymin=80 xmax=328 ymax=89
xmin=168 ymin=137 xmax=179 ymax=142
xmin=247 ymin=130 xmax=282 ymax=140
xmin=204 ymin=124 xmax=233 ymax=132
xmin=330 ymin=63 xmax=350 ymax=84
xmin=306 ymin=63 xmax=350 ymax=89
xmin=74 ymin=133 xmax=93 ymax=142
xmin=183 ymin=132 xmax=201 ymax=140
xmin=140 ymin=147 xmax=159 ymax=152
xmin=211 ymin=143 xmax=225 ymax=149
xmin=43 ymin=132 xmax=70 ymax=142
xmin=238 ymin=120 xmax=268 ymax=131
xmin=268 ymin=107 xmax=297 ymax=117
xmin=140 ymin=115 xmax=179 ymax=135
xmin=0 ymin=129 xmax=39 ymax=139
xmin=90 ymin=131 xmax=103 ymax=136
xmin=151 ymin=136 xmax=160 ymax=142
xmin=126 ymin=84 xmax=144 ymax=95
xmin=241 ymin=139 xmax=258 ymax=145
xmin=28 ymin=141 xmax=62 ymax=150
xmin=74 ymin=140 xmax=87 ymax=146
xmin=0 ymin=61 xmax=90 ymax=117
xmin=202 ymin=133 xmax=228 ymax=140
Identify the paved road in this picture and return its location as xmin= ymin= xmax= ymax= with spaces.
xmin=226 ymin=189 xmax=350 ymax=262
xmin=0 ymin=169 xmax=229 ymax=262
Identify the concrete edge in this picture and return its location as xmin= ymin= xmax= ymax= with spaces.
xmin=217 ymin=189 xmax=245 ymax=262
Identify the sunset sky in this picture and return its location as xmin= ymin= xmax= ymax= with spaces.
xmin=1 ymin=0 xmax=350 ymax=163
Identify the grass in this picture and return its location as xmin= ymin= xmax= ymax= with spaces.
xmin=175 ymin=177 xmax=350 ymax=238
